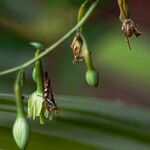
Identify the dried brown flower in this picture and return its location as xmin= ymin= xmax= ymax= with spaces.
xmin=121 ymin=18 xmax=141 ymax=37
xmin=71 ymin=32 xmax=84 ymax=63
xmin=121 ymin=18 xmax=141 ymax=50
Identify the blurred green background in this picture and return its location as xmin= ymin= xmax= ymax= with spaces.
xmin=0 ymin=0 xmax=150 ymax=149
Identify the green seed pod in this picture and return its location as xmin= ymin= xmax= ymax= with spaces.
xmin=85 ymin=69 xmax=99 ymax=87
xmin=13 ymin=115 xmax=30 ymax=150
xmin=13 ymin=70 xmax=30 ymax=150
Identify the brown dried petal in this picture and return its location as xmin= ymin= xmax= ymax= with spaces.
xmin=71 ymin=33 xmax=84 ymax=63
xmin=121 ymin=19 xmax=141 ymax=38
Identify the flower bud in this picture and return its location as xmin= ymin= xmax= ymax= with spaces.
xmin=30 ymin=41 xmax=44 ymax=50
xmin=13 ymin=70 xmax=30 ymax=149
xmin=13 ymin=115 xmax=30 ymax=150
xmin=85 ymin=69 xmax=99 ymax=87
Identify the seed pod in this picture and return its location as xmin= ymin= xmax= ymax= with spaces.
xmin=13 ymin=116 xmax=30 ymax=150
xmin=13 ymin=70 xmax=30 ymax=150
xmin=85 ymin=69 xmax=99 ymax=87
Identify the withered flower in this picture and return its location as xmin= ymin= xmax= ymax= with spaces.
xmin=71 ymin=32 xmax=84 ymax=63
xmin=121 ymin=18 xmax=141 ymax=38
xmin=71 ymin=31 xmax=99 ymax=87
xmin=117 ymin=0 xmax=141 ymax=50
xmin=121 ymin=18 xmax=141 ymax=50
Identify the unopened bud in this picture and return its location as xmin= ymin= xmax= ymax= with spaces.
xmin=85 ymin=69 xmax=99 ymax=87
xmin=30 ymin=41 xmax=44 ymax=50
xmin=13 ymin=115 xmax=30 ymax=150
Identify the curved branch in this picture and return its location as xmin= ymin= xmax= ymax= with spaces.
xmin=0 ymin=0 xmax=99 ymax=76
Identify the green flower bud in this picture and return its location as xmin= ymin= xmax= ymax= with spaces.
xmin=85 ymin=69 xmax=99 ymax=87
xmin=13 ymin=70 xmax=30 ymax=149
xmin=13 ymin=115 xmax=30 ymax=150
xmin=30 ymin=41 xmax=44 ymax=50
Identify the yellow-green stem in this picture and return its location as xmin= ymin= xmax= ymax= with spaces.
xmin=14 ymin=70 xmax=25 ymax=117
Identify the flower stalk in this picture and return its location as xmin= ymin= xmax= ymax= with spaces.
xmin=28 ymin=42 xmax=60 ymax=124
xmin=14 ymin=69 xmax=25 ymax=117
xmin=71 ymin=0 xmax=99 ymax=87
xmin=117 ymin=0 xmax=141 ymax=50
xmin=28 ymin=42 xmax=46 ymax=124
xmin=13 ymin=69 xmax=30 ymax=150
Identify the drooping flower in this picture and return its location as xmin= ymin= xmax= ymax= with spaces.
xmin=117 ymin=0 xmax=141 ymax=50
xmin=28 ymin=42 xmax=60 ymax=124
xmin=13 ymin=69 xmax=30 ymax=150
xmin=71 ymin=32 xmax=99 ymax=87
xmin=28 ymin=92 xmax=46 ymax=124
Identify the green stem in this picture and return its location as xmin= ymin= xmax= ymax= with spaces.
xmin=80 ymin=33 xmax=94 ymax=70
xmin=0 ymin=0 xmax=99 ymax=76
xmin=14 ymin=70 xmax=25 ymax=117
xmin=84 ymin=51 xmax=94 ymax=70
xmin=35 ymin=49 xmax=44 ymax=93
xmin=77 ymin=0 xmax=91 ymax=31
